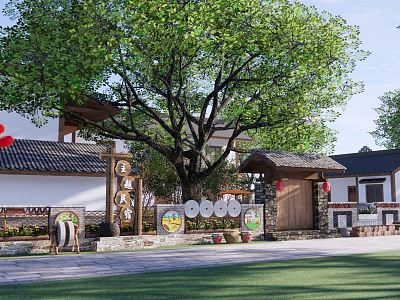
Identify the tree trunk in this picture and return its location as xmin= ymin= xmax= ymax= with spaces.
xmin=181 ymin=180 xmax=204 ymax=202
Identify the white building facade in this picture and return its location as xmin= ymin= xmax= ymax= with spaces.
xmin=327 ymin=150 xmax=400 ymax=204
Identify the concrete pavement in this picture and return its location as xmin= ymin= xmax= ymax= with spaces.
xmin=0 ymin=235 xmax=399 ymax=285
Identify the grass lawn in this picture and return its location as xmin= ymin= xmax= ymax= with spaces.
xmin=1 ymin=251 xmax=400 ymax=300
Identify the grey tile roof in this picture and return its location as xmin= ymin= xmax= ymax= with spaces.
xmin=329 ymin=149 xmax=400 ymax=176
xmin=0 ymin=139 xmax=136 ymax=174
xmin=240 ymin=150 xmax=345 ymax=171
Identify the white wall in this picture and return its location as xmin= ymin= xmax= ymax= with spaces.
xmin=328 ymin=177 xmax=357 ymax=202
xmin=0 ymin=174 xmax=107 ymax=210
xmin=395 ymin=171 xmax=400 ymax=202
xmin=358 ymin=175 xmax=391 ymax=203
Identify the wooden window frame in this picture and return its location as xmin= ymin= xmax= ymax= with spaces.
xmin=347 ymin=186 xmax=358 ymax=202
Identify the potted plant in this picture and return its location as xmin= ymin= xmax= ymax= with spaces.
xmin=240 ymin=232 xmax=252 ymax=243
xmin=211 ymin=233 xmax=223 ymax=244
xmin=223 ymin=229 xmax=240 ymax=244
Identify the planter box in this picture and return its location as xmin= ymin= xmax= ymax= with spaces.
xmin=358 ymin=214 xmax=378 ymax=220
xmin=0 ymin=235 xmax=49 ymax=242
xmin=185 ymin=228 xmax=240 ymax=234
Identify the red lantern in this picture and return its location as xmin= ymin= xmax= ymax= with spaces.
xmin=0 ymin=123 xmax=14 ymax=148
xmin=0 ymin=136 xmax=14 ymax=148
xmin=322 ymin=181 xmax=331 ymax=193
xmin=275 ymin=180 xmax=285 ymax=192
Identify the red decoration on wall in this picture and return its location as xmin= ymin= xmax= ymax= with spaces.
xmin=322 ymin=181 xmax=331 ymax=193
xmin=0 ymin=123 xmax=14 ymax=148
xmin=275 ymin=180 xmax=285 ymax=192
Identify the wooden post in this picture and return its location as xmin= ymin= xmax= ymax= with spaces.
xmin=135 ymin=178 xmax=143 ymax=235
xmin=105 ymin=142 xmax=116 ymax=224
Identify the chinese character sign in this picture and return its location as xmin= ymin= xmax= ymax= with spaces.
xmin=115 ymin=160 xmax=132 ymax=177
xmin=121 ymin=176 xmax=136 ymax=191
xmin=114 ymin=191 xmax=131 ymax=208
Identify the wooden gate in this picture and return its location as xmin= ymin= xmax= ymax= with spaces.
xmin=276 ymin=179 xmax=313 ymax=230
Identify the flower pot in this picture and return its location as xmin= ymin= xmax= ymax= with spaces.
xmin=240 ymin=232 xmax=252 ymax=243
xmin=211 ymin=233 xmax=223 ymax=244
xmin=223 ymin=229 xmax=240 ymax=244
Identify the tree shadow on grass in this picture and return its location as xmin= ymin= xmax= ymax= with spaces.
xmin=1 ymin=252 xmax=400 ymax=300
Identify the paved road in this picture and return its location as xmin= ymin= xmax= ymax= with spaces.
xmin=0 ymin=235 xmax=399 ymax=285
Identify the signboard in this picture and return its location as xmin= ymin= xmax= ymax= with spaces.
xmin=120 ymin=176 xmax=136 ymax=191
xmin=115 ymin=160 xmax=132 ymax=177
xmin=244 ymin=208 xmax=261 ymax=230
xmin=161 ymin=210 xmax=182 ymax=233
xmin=114 ymin=191 xmax=131 ymax=207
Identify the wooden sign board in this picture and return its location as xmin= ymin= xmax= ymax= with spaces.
xmin=120 ymin=176 xmax=136 ymax=191
xmin=114 ymin=191 xmax=131 ymax=208
xmin=120 ymin=206 xmax=134 ymax=224
xmin=115 ymin=160 xmax=132 ymax=177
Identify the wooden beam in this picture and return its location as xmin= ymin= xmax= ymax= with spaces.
xmin=100 ymin=153 xmax=133 ymax=161
xmin=0 ymin=169 xmax=105 ymax=177
xmin=134 ymin=178 xmax=143 ymax=236
xmin=105 ymin=143 xmax=116 ymax=224
xmin=391 ymin=172 xmax=396 ymax=202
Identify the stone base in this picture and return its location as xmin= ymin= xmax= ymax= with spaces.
xmin=93 ymin=234 xmax=216 ymax=252
xmin=265 ymin=229 xmax=341 ymax=241
xmin=0 ymin=238 xmax=96 ymax=256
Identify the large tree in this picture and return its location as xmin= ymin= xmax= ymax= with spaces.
xmin=0 ymin=0 xmax=365 ymax=200
xmin=372 ymin=90 xmax=400 ymax=149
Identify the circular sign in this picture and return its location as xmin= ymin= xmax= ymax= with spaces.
xmin=161 ymin=210 xmax=182 ymax=233
xmin=227 ymin=200 xmax=241 ymax=217
xmin=120 ymin=176 xmax=136 ymax=191
xmin=120 ymin=207 xmax=134 ymax=224
xmin=115 ymin=160 xmax=132 ymax=177
xmin=114 ymin=191 xmax=131 ymax=207
xmin=55 ymin=211 xmax=79 ymax=226
xmin=244 ymin=208 xmax=261 ymax=230
xmin=184 ymin=200 xmax=200 ymax=218
xmin=200 ymin=200 xmax=214 ymax=218
xmin=214 ymin=200 xmax=228 ymax=217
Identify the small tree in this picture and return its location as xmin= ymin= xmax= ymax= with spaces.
xmin=372 ymin=90 xmax=400 ymax=149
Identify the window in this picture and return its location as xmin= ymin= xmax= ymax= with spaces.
xmin=347 ymin=186 xmax=358 ymax=202
xmin=366 ymin=184 xmax=384 ymax=203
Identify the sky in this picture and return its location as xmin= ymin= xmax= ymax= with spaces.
xmin=0 ymin=0 xmax=400 ymax=154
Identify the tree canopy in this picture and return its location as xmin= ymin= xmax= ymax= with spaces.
xmin=372 ymin=90 xmax=400 ymax=149
xmin=0 ymin=0 xmax=366 ymax=200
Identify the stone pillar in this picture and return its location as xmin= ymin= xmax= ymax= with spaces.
xmin=312 ymin=182 xmax=329 ymax=231
xmin=264 ymin=183 xmax=278 ymax=233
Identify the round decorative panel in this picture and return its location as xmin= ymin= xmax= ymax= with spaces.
xmin=227 ymin=200 xmax=241 ymax=217
xmin=184 ymin=200 xmax=200 ymax=218
xmin=161 ymin=210 xmax=182 ymax=233
xmin=55 ymin=211 xmax=79 ymax=226
xmin=214 ymin=200 xmax=228 ymax=217
xmin=244 ymin=208 xmax=261 ymax=230
xmin=199 ymin=200 xmax=213 ymax=218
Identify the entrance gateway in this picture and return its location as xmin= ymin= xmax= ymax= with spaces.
xmin=238 ymin=150 xmax=346 ymax=240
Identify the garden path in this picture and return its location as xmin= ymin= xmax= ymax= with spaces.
xmin=0 ymin=235 xmax=399 ymax=285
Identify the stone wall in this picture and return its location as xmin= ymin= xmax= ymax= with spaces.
xmin=0 ymin=237 xmax=96 ymax=256
xmin=265 ymin=229 xmax=341 ymax=241
xmin=93 ymin=234 xmax=213 ymax=252
xmin=264 ymin=183 xmax=278 ymax=233
xmin=312 ymin=182 xmax=329 ymax=230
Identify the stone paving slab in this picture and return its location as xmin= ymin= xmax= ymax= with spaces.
xmin=0 ymin=235 xmax=399 ymax=286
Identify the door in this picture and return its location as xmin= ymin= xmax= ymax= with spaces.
xmin=276 ymin=179 xmax=313 ymax=231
